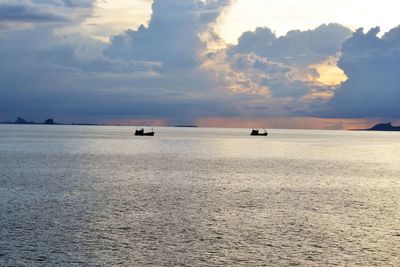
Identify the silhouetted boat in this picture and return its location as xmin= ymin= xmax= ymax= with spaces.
xmin=135 ymin=128 xmax=155 ymax=136
xmin=251 ymin=129 xmax=268 ymax=136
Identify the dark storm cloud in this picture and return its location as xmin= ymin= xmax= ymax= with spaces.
xmin=0 ymin=2 xmax=68 ymax=23
xmin=0 ymin=0 xmax=235 ymax=124
xmin=0 ymin=0 xmax=95 ymax=30
xmin=328 ymin=26 xmax=400 ymax=118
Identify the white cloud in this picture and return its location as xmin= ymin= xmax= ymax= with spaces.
xmin=219 ymin=0 xmax=400 ymax=44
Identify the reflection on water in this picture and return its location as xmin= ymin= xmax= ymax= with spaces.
xmin=1 ymin=125 xmax=400 ymax=266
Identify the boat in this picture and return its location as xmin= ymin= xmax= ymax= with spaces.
xmin=135 ymin=128 xmax=155 ymax=136
xmin=250 ymin=129 xmax=268 ymax=136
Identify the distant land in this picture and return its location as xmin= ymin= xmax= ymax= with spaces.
xmin=0 ymin=117 xmax=102 ymax=126
xmin=363 ymin=122 xmax=400 ymax=131
xmin=3 ymin=118 xmax=398 ymax=131
xmin=1 ymin=118 xmax=200 ymax=128
xmin=174 ymin=125 xmax=198 ymax=128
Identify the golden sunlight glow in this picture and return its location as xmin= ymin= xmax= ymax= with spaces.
xmin=84 ymin=0 xmax=152 ymax=42
xmin=310 ymin=57 xmax=348 ymax=86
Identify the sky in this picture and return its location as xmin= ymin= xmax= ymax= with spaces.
xmin=0 ymin=0 xmax=399 ymax=129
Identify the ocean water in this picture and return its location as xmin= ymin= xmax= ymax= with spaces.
xmin=0 ymin=125 xmax=399 ymax=266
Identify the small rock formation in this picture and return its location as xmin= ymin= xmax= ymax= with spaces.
xmin=368 ymin=122 xmax=400 ymax=131
xmin=14 ymin=117 xmax=27 ymax=124
xmin=44 ymin=119 xmax=55 ymax=125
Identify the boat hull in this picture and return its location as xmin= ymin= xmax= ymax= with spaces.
xmin=135 ymin=130 xmax=155 ymax=136
xmin=251 ymin=133 xmax=268 ymax=136
xmin=250 ymin=129 xmax=268 ymax=136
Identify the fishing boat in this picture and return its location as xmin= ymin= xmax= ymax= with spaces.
xmin=135 ymin=128 xmax=155 ymax=136
xmin=250 ymin=129 xmax=268 ymax=136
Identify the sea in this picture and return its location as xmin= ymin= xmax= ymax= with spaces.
xmin=0 ymin=125 xmax=399 ymax=266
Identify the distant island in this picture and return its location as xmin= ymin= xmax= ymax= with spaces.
xmin=364 ymin=122 xmax=400 ymax=131
xmin=1 ymin=117 xmax=57 ymax=125
xmin=1 ymin=117 xmax=101 ymax=126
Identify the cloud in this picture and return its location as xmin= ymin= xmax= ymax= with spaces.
xmin=0 ymin=0 xmax=95 ymax=31
xmin=0 ymin=0 xmax=238 ymax=124
xmin=204 ymin=24 xmax=353 ymax=116
xmin=228 ymin=23 xmax=352 ymax=80
xmin=1 ymin=0 xmax=398 ymax=126
xmin=104 ymin=0 xmax=232 ymax=69
xmin=0 ymin=3 xmax=68 ymax=23
xmin=328 ymin=26 xmax=400 ymax=118
xmin=61 ymin=0 xmax=93 ymax=8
